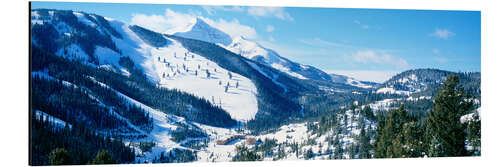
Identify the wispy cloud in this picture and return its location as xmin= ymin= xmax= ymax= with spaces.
xmin=299 ymin=37 xmax=354 ymax=48
xmin=430 ymin=28 xmax=455 ymax=39
xmin=201 ymin=6 xmax=294 ymax=21
xmin=201 ymin=6 xmax=244 ymax=15
xmin=266 ymin=25 xmax=275 ymax=32
xmin=353 ymin=20 xmax=371 ymax=29
xmin=349 ymin=50 xmax=410 ymax=69
xmin=130 ymin=9 xmax=258 ymax=39
xmin=205 ymin=18 xmax=258 ymax=39
xmin=247 ymin=7 xmax=294 ymax=21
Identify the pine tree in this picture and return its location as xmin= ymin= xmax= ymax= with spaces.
xmin=466 ymin=113 xmax=481 ymax=155
xmin=49 ymin=148 xmax=72 ymax=165
xmin=305 ymin=148 xmax=314 ymax=160
xmin=90 ymin=150 xmax=116 ymax=164
xmin=374 ymin=105 xmax=409 ymax=158
xmin=426 ymin=75 xmax=472 ymax=157
xmin=359 ymin=124 xmax=371 ymax=159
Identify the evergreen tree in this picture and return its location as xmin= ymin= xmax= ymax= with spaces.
xmin=426 ymin=75 xmax=472 ymax=157
xmin=374 ymin=105 xmax=409 ymax=158
xmin=232 ymin=145 xmax=261 ymax=161
xmin=304 ymin=148 xmax=314 ymax=160
xmin=358 ymin=125 xmax=371 ymax=159
xmin=49 ymin=148 xmax=72 ymax=165
xmin=466 ymin=113 xmax=481 ymax=155
xmin=90 ymin=150 xmax=116 ymax=164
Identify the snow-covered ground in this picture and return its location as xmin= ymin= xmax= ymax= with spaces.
xmin=376 ymin=87 xmax=411 ymax=95
xmin=87 ymin=76 xmax=199 ymax=162
xmin=150 ymin=39 xmax=259 ymax=122
xmin=34 ymin=110 xmax=72 ymax=129
xmin=194 ymin=123 xmax=242 ymax=162
xmin=461 ymin=107 xmax=481 ymax=123
xmin=82 ymin=18 xmax=260 ymax=122
xmin=365 ymin=98 xmax=399 ymax=112
xmin=398 ymin=74 xmax=418 ymax=84
xmin=224 ymin=36 xmax=308 ymax=80
xmin=247 ymin=61 xmax=288 ymax=94
xmin=346 ymin=78 xmax=373 ymax=89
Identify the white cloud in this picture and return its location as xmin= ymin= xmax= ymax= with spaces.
xmin=130 ymin=9 xmax=258 ymax=39
xmin=247 ymin=7 xmax=294 ymax=21
xmin=202 ymin=6 xmax=244 ymax=15
xmin=324 ymin=70 xmax=400 ymax=83
xmin=201 ymin=6 xmax=294 ymax=21
xmin=349 ymin=50 xmax=410 ymax=69
xmin=299 ymin=37 xmax=354 ymax=48
xmin=266 ymin=25 xmax=275 ymax=32
xmin=203 ymin=18 xmax=258 ymax=39
xmin=354 ymin=20 xmax=370 ymax=29
xmin=130 ymin=14 xmax=172 ymax=33
xmin=430 ymin=28 xmax=455 ymax=39
xmin=131 ymin=9 xmax=196 ymax=34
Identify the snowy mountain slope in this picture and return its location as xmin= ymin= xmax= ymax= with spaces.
xmin=95 ymin=79 xmax=202 ymax=162
xmin=174 ymin=18 xmax=232 ymax=46
xmin=34 ymin=110 xmax=73 ymax=129
xmin=224 ymin=36 xmax=332 ymax=81
xmin=329 ymin=73 xmax=378 ymax=89
xmin=171 ymin=18 xmax=331 ymax=81
xmin=31 ymin=9 xmax=122 ymax=64
xmin=30 ymin=9 xmax=260 ymax=123
xmin=32 ymin=71 xmax=147 ymax=135
xmin=109 ymin=20 xmax=260 ymax=122
xmin=375 ymin=69 xmax=481 ymax=97
xmin=31 ymin=9 xmax=307 ymax=132
xmin=147 ymin=38 xmax=259 ymax=122
xmin=168 ymin=34 xmax=305 ymax=123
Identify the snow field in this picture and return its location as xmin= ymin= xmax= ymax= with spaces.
xmin=34 ymin=110 xmax=72 ymax=129
xmin=149 ymin=39 xmax=259 ymax=122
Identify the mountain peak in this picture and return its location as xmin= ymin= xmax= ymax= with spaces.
xmin=174 ymin=17 xmax=232 ymax=46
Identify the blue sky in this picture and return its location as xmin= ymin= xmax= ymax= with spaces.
xmin=31 ymin=1 xmax=481 ymax=82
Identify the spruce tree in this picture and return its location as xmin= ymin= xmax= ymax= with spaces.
xmin=90 ymin=150 xmax=116 ymax=164
xmin=49 ymin=148 xmax=72 ymax=165
xmin=466 ymin=113 xmax=481 ymax=155
xmin=426 ymin=75 xmax=472 ymax=157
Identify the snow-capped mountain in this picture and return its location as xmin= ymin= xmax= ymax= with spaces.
xmin=224 ymin=36 xmax=332 ymax=81
xmin=174 ymin=18 xmax=233 ymax=46
xmin=31 ymin=9 xmax=259 ymax=123
xmin=172 ymin=18 xmax=332 ymax=81
xmin=329 ymin=73 xmax=378 ymax=89
xmin=375 ymin=69 xmax=481 ymax=96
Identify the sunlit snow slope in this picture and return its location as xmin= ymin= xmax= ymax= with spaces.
xmin=148 ymin=40 xmax=259 ymax=122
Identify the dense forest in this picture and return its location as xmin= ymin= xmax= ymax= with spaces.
xmin=30 ymin=112 xmax=135 ymax=165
